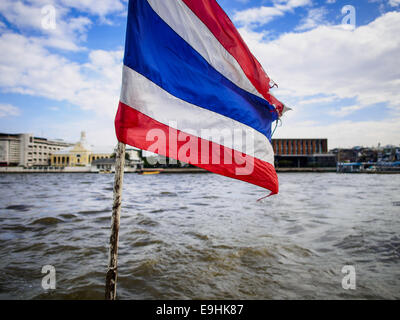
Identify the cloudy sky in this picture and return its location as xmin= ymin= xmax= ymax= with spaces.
xmin=0 ymin=0 xmax=399 ymax=150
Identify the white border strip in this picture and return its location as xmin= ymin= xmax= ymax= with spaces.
xmin=120 ymin=65 xmax=274 ymax=165
xmin=147 ymin=0 xmax=264 ymax=100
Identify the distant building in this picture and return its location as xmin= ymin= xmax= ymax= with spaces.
xmin=50 ymin=132 xmax=143 ymax=169
xmin=0 ymin=133 xmax=72 ymax=167
xmin=378 ymin=145 xmax=400 ymax=162
xmin=272 ymin=138 xmax=336 ymax=167
xmin=330 ymin=147 xmax=380 ymax=163
xmin=50 ymin=132 xmax=112 ymax=167
xmin=335 ymin=144 xmax=400 ymax=173
xmin=272 ymin=138 xmax=328 ymax=155
xmin=91 ymin=155 xmax=143 ymax=173
xmin=90 ymin=158 xmax=116 ymax=172
xmin=330 ymin=148 xmax=358 ymax=163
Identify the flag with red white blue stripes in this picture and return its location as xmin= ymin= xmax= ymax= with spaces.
xmin=115 ymin=0 xmax=286 ymax=195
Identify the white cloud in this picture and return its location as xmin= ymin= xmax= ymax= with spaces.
xmin=242 ymin=12 xmax=400 ymax=109
xmin=389 ymin=0 xmax=400 ymax=7
xmin=0 ymin=30 xmax=123 ymax=146
xmin=275 ymin=117 xmax=400 ymax=148
xmin=0 ymin=103 xmax=21 ymax=118
xmin=0 ymin=1 xmax=47 ymax=31
xmin=297 ymin=95 xmax=338 ymax=105
xmin=239 ymin=12 xmax=400 ymax=147
xmin=0 ymin=0 xmax=127 ymax=51
xmin=0 ymin=0 xmax=93 ymax=51
xmin=0 ymin=32 xmax=123 ymax=118
xmin=234 ymin=6 xmax=284 ymax=26
xmin=234 ymin=0 xmax=311 ymax=26
xmin=328 ymin=105 xmax=362 ymax=117
xmin=0 ymin=0 xmax=127 ymax=147
xmin=273 ymin=0 xmax=312 ymax=11
xmin=295 ymin=8 xmax=329 ymax=31
xmin=0 ymin=1 xmax=128 ymax=147
xmin=59 ymin=0 xmax=125 ymax=17
xmin=36 ymin=115 xmax=119 ymax=148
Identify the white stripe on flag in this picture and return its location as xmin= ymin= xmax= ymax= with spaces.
xmin=120 ymin=65 xmax=275 ymax=165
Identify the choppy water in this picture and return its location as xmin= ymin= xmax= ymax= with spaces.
xmin=0 ymin=172 xmax=399 ymax=300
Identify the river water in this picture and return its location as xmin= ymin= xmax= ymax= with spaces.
xmin=0 ymin=172 xmax=399 ymax=300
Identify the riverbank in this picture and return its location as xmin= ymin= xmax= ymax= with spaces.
xmin=0 ymin=167 xmax=207 ymax=174
xmin=0 ymin=167 xmax=338 ymax=174
xmin=3 ymin=167 xmax=399 ymax=174
xmin=0 ymin=167 xmax=137 ymax=174
xmin=276 ymin=167 xmax=336 ymax=172
xmin=0 ymin=167 xmax=91 ymax=173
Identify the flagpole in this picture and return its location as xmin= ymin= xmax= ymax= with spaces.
xmin=105 ymin=141 xmax=126 ymax=300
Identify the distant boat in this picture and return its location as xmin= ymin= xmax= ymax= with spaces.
xmin=141 ymin=171 xmax=160 ymax=175
xmin=99 ymin=170 xmax=112 ymax=174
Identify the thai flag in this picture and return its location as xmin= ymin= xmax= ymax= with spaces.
xmin=115 ymin=0 xmax=286 ymax=195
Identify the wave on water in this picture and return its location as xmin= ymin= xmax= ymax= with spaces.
xmin=0 ymin=173 xmax=399 ymax=299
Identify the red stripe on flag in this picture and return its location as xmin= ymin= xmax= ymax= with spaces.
xmin=115 ymin=101 xmax=278 ymax=195
xmin=181 ymin=0 xmax=284 ymax=114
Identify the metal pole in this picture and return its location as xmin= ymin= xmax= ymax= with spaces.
xmin=105 ymin=142 xmax=126 ymax=300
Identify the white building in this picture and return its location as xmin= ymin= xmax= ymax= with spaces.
xmin=0 ymin=133 xmax=72 ymax=167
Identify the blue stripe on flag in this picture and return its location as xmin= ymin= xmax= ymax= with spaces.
xmin=124 ymin=0 xmax=278 ymax=139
